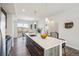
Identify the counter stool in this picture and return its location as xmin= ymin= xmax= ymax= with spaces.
xmin=59 ymin=38 xmax=66 ymax=56
xmin=49 ymin=32 xmax=66 ymax=56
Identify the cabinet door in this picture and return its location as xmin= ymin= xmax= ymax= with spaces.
xmin=32 ymin=41 xmax=44 ymax=56
xmin=26 ymin=35 xmax=44 ymax=56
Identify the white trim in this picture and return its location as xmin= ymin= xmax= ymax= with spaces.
xmin=66 ymin=44 xmax=79 ymax=51
xmin=59 ymin=44 xmax=62 ymax=56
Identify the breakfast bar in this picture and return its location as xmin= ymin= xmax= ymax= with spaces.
xmin=25 ymin=33 xmax=66 ymax=56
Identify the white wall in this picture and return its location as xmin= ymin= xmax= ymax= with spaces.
xmin=37 ymin=19 xmax=46 ymax=29
xmin=47 ymin=20 xmax=58 ymax=32
xmin=6 ymin=14 xmax=13 ymax=36
xmin=14 ymin=20 xmax=17 ymax=38
xmin=37 ymin=18 xmax=58 ymax=33
xmin=49 ymin=7 xmax=79 ymax=50
xmin=6 ymin=14 xmax=17 ymax=47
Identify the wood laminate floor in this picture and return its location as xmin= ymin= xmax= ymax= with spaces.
xmin=9 ymin=37 xmax=79 ymax=56
xmin=9 ymin=37 xmax=30 ymax=56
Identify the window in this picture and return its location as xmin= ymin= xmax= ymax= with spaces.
xmin=23 ymin=24 xmax=29 ymax=28
xmin=17 ymin=23 xmax=29 ymax=28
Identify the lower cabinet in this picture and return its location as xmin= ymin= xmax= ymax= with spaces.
xmin=26 ymin=36 xmax=44 ymax=56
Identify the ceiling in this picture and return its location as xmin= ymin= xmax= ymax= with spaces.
xmin=1 ymin=3 xmax=79 ymax=20
xmin=1 ymin=3 xmax=15 ymax=14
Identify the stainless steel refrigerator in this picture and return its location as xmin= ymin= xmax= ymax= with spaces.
xmin=0 ymin=6 xmax=6 ymax=56
xmin=0 ymin=8 xmax=3 ymax=55
xmin=0 ymin=29 xmax=3 ymax=56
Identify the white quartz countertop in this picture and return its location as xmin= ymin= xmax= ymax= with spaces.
xmin=25 ymin=33 xmax=66 ymax=50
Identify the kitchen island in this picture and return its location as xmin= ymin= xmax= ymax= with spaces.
xmin=25 ymin=33 xmax=66 ymax=56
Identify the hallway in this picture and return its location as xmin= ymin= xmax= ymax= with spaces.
xmin=9 ymin=37 xmax=30 ymax=56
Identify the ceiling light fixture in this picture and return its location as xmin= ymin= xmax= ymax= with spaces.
xmin=34 ymin=10 xmax=37 ymax=21
xmin=34 ymin=22 xmax=36 ymax=24
xmin=22 ymin=9 xmax=25 ymax=12
xmin=45 ymin=18 xmax=49 ymax=24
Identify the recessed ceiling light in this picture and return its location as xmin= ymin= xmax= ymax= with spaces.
xmin=22 ymin=9 xmax=25 ymax=12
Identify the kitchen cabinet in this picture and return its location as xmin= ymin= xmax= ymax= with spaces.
xmin=26 ymin=33 xmax=66 ymax=56
xmin=26 ymin=35 xmax=44 ymax=56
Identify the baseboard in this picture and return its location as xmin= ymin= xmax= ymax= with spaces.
xmin=66 ymin=44 xmax=79 ymax=51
